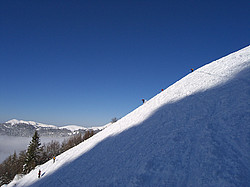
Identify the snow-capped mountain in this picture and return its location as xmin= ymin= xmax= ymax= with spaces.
xmin=0 ymin=119 xmax=106 ymax=137
xmin=58 ymin=125 xmax=86 ymax=132
xmin=6 ymin=119 xmax=58 ymax=129
xmin=8 ymin=46 xmax=250 ymax=186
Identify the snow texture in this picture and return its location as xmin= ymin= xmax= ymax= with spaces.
xmin=7 ymin=46 xmax=250 ymax=187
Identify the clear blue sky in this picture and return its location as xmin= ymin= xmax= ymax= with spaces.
xmin=0 ymin=0 xmax=249 ymax=127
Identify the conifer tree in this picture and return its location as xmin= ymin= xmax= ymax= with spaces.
xmin=23 ymin=131 xmax=41 ymax=173
xmin=0 ymin=155 xmax=12 ymax=185
xmin=11 ymin=152 xmax=18 ymax=177
xmin=18 ymin=150 xmax=26 ymax=174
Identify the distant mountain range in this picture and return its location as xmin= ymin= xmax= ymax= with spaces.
xmin=0 ymin=119 xmax=108 ymax=137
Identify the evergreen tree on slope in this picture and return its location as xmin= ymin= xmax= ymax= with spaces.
xmin=23 ymin=131 xmax=42 ymax=173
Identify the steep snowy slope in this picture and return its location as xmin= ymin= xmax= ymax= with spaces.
xmin=8 ymin=46 xmax=250 ymax=187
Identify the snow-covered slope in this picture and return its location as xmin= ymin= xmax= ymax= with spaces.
xmin=8 ymin=46 xmax=250 ymax=187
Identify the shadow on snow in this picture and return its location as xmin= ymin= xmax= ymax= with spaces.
xmin=31 ymin=67 xmax=250 ymax=187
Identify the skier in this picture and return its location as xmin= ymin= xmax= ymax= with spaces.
xmin=142 ymin=99 xmax=145 ymax=104
xmin=191 ymin=68 xmax=194 ymax=72
xmin=161 ymin=89 xmax=164 ymax=91
xmin=38 ymin=169 xmax=41 ymax=178
xmin=53 ymin=156 xmax=56 ymax=163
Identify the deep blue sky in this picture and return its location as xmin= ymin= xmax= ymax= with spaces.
xmin=0 ymin=0 xmax=249 ymax=127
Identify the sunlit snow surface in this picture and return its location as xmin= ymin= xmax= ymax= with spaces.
xmin=7 ymin=46 xmax=250 ymax=187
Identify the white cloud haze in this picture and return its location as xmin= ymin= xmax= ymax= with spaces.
xmin=0 ymin=136 xmax=67 ymax=163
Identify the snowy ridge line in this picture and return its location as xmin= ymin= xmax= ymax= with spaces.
xmin=6 ymin=45 xmax=250 ymax=187
xmin=3 ymin=119 xmax=108 ymax=133
xmin=5 ymin=119 xmax=58 ymax=128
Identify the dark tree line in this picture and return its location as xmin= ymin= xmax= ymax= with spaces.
xmin=0 ymin=130 xmax=95 ymax=186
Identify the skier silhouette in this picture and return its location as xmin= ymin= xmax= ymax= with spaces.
xmin=191 ymin=68 xmax=194 ymax=72
xmin=53 ymin=156 xmax=56 ymax=163
xmin=38 ymin=169 xmax=41 ymax=178
xmin=142 ymin=99 xmax=145 ymax=104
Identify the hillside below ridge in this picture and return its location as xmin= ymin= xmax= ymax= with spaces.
xmin=8 ymin=45 xmax=250 ymax=187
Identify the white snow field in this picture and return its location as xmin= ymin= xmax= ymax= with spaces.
xmin=7 ymin=46 xmax=250 ymax=187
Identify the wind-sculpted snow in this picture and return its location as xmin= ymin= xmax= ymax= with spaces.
xmin=7 ymin=46 xmax=250 ymax=187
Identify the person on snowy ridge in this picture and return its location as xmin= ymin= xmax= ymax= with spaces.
xmin=38 ymin=169 xmax=41 ymax=178
xmin=190 ymin=68 xmax=194 ymax=72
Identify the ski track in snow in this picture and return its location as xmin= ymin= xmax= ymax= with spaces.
xmin=6 ymin=45 xmax=250 ymax=187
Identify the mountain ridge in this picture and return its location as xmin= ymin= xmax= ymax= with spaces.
xmin=1 ymin=119 xmax=107 ymax=137
xmin=8 ymin=45 xmax=250 ymax=187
